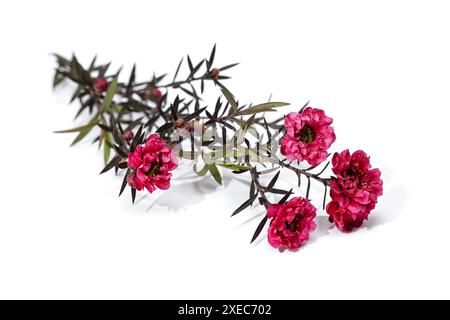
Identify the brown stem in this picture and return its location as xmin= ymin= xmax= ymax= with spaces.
xmin=281 ymin=162 xmax=331 ymax=186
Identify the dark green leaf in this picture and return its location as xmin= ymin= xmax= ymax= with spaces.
xmin=315 ymin=161 xmax=330 ymax=176
xmin=184 ymin=107 xmax=207 ymax=122
xmin=267 ymin=171 xmax=280 ymax=190
xmin=113 ymin=144 xmax=128 ymax=158
xmin=250 ymin=215 xmax=268 ymax=244
xmin=299 ymin=100 xmax=310 ymax=113
xmin=231 ymin=193 xmax=258 ymax=217
xmin=173 ymin=57 xmax=183 ymax=82
xmin=100 ymin=155 xmax=121 ymax=174
xmin=220 ymin=63 xmax=239 ymax=71
xmin=53 ymin=72 xmax=65 ymax=88
xmin=187 ymin=55 xmax=194 ymax=74
xmin=278 ymin=188 xmax=293 ymax=204
xmin=131 ymin=187 xmax=136 ymax=204
xmin=119 ymin=169 xmax=130 ymax=197
xmin=208 ymin=44 xmax=216 ymax=69
xmin=127 ymin=64 xmax=136 ymax=92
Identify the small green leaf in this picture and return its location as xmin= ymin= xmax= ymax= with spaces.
xmin=54 ymin=122 xmax=96 ymax=133
xmin=53 ymin=73 xmax=65 ymax=88
xmin=221 ymin=88 xmax=238 ymax=115
xmin=104 ymin=132 xmax=111 ymax=164
xmin=100 ymin=77 xmax=118 ymax=112
xmin=70 ymin=86 xmax=82 ymax=103
xmin=71 ymin=129 xmax=92 ymax=146
xmin=69 ymin=114 xmax=99 ymax=146
xmin=194 ymin=164 xmax=208 ymax=176
xmin=208 ymin=164 xmax=222 ymax=185
xmin=217 ymin=163 xmax=251 ymax=171
xmin=237 ymin=102 xmax=289 ymax=116
xmin=235 ymin=114 xmax=255 ymax=145
xmin=53 ymin=53 xmax=70 ymax=66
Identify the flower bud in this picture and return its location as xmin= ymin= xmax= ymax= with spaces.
xmin=210 ymin=68 xmax=220 ymax=80
xmin=93 ymin=77 xmax=109 ymax=93
xmin=175 ymin=119 xmax=184 ymax=128
xmin=149 ymin=87 xmax=162 ymax=101
xmin=122 ymin=130 xmax=134 ymax=141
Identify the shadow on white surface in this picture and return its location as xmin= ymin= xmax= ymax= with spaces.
xmin=309 ymin=215 xmax=334 ymax=244
xmin=308 ymin=183 xmax=408 ymax=246
xmin=364 ymin=184 xmax=408 ymax=229
xmin=142 ymin=169 xmax=238 ymax=212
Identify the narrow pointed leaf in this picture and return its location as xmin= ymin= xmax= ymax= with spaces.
xmin=54 ymin=122 xmax=96 ymax=133
xmin=267 ymin=171 xmax=280 ymax=190
xmin=131 ymin=187 xmax=136 ymax=204
xmin=100 ymin=155 xmax=121 ymax=174
xmin=119 ymin=169 xmax=130 ymax=197
xmin=208 ymin=164 xmax=222 ymax=185
xmin=194 ymin=164 xmax=208 ymax=176
xmin=173 ymin=57 xmax=183 ymax=82
xmin=100 ymin=76 xmax=118 ymax=112
xmin=103 ymin=132 xmax=111 ymax=164
xmin=278 ymin=188 xmax=293 ymax=204
xmin=237 ymin=102 xmax=289 ymax=116
xmin=220 ymin=63 xmax=239 ymax=71
xmin=221 ymin=88 xmax=238 ymax=115
xmin=231 ymin=193 xmax=258 ymax=217
xmin=208 ymin=44 xmax=216 ymax=69
xmin=250 ymin=215 xmax=268 ymax=244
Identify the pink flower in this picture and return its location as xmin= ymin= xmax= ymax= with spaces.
xmin=267 ymin=197 xmax=317 ymax=250
xmin=127 ymin=134 xmax=178 ymax=193
xmin=281 ymin=107 xmax=336 ymax=166
xmin=93 ymin=77 xmax=109 ymax=93
xmin=326 ymin=150 xmax=383 ymax=231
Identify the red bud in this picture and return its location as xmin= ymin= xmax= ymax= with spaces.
xmin=93 ymin=77 xmax=109 ymax=93
xmin=122 ymin=130 xmax=134 ymax=141
xmin=150 ymin=87 xmax=162 ymax=101
xmin=210 ymin=68 xmax=220 ymax=79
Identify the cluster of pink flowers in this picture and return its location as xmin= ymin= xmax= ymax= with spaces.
xmin=127 ymin=134 xmax=178 ymax=193
xmin=267 ymin=107 xmax=382 ymax=250
xmin=326 ymin=150 xmax=383 ymax=231
xmin=123 ymin=106 xmax=382 ymax=252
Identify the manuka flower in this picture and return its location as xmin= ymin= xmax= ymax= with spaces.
xmin=281 ymin=107 xmax=336 ymax=166
xmin=127 ymin=134 xmax=178 ymax=193
xmin=326 ymin=149 xmax=383 ymax=231
xmin=267 ymin=197 xmax=317 ymax=250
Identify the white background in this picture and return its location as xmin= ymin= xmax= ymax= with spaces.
xmin=0 ymin=0 xmax=449 ymax=299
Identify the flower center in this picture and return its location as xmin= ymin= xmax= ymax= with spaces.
xmin=296 ymin=125 xmax=315 ymax=144
xmin=285 ymin=215 xmax=301 ymax=232
xmin=146 ymin=162 xmax=160 ymax=176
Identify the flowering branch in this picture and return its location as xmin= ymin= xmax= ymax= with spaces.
xmin=52 ymin=45 xmax=384 ymax=252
